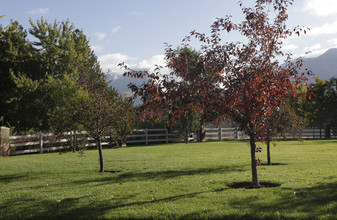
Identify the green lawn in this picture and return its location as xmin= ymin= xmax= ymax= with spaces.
xmin=1 ymin=140 xmax=337 ymax=219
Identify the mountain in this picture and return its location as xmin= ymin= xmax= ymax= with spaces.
xmin=302 ymin=48 xmax=337 ymax=82
xmin=108 ymin=74 xmax=148 ymax=94
xmin=108 ymin=48 xmax=337 ymax=96
xmin=108 ymin=75 xmax=148 ymax=105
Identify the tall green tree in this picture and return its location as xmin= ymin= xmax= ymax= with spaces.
xmin=0 ymin=21 xmax=40 ymax=130
xmin=0 ymin=18 xmax=100 ymax=132
xmin=303 ymin=77 xmax=330 ymax=138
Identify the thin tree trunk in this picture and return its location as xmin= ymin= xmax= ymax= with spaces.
xmin=96 ymin=137 xmax=104 ymax=172
xmin=184 ymin=126 xmax=189 ymax=144
xmin=267 ymin=130 xmax=271 ymax=165
xmin=198 ymin=124 xmax=206 ymax=142
xmin=267 ymin=140 xmax=271 ymax=165
xmin=249 ymin=134 xmax=260 ymax=187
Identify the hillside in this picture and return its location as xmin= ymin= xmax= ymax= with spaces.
xmin=302 ymin=48 xmax=337 ymax=82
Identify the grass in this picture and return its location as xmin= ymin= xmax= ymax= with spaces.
xmin=1 ymin=140 xmax=337 ymax=219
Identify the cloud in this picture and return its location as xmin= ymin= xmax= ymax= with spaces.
xmin=135 ymin=55 xmax=166 ymax=70
xmin=98 ymin=53 xmax=137 ymax=74
xmin=303 ymin=43 xmax=321 ymax=52
xmin=282 ymin=44 xmax=298 ymax=51
xmin=307 ymin=20 xmax=337 ymax=36
xmin=303 ymin=0 xmax=337 ymax=16
xmin=112 ymin=26 xmax=121 ymax=34
xmin=328 ymin=38 xmax=337 ymax=46
xmin=98 ymin=53 xmax=167 ymax=77
xmin=94 ymin=32 xmax=106 ymax=40
xmin=300 ymin=44 xmax=329 ymax=57
xmin=26 ymin=8 xmax=49 ymax=15
xmin=91 ymin=45 xmax=103 ymax=53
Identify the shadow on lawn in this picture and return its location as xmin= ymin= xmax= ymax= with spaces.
xmin=0 ymin=174 xmax=28 ymax=183
xmin=4 ymin=182 xmax=337 ymax=219
xmin=217 ymin=181 xmax=337 ymax=219
xmin=2 ymin=182 xmax=337 ymax=219
xmin=73 ymin=165 xmax=247 ymax=186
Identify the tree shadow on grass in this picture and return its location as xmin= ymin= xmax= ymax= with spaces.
xmin=72 ymin=165 xmax=247 ymax=186
xmin=3 ymin=182 xmax=337 ymax=219
xmin=0 ymin=174 xmax=28 ymax=183
xmin=221 ymin=181 xmax=337 ymax=219
xmin=259 ymin=162 xmax=288 ymax=166
xmin=1 ymin=188 xmax=228 ymax=220
xmin=227 ymin=181 xmax=281 ymax=189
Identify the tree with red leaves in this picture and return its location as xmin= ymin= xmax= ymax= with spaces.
xmin=122 ymin=0 xmax=311 ymax=187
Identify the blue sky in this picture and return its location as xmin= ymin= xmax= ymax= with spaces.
xmin=2 ymin=0 xmax=337 ymax=77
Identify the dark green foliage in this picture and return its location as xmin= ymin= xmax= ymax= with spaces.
xmin=0 ymin=19 xmax=101 ymax=132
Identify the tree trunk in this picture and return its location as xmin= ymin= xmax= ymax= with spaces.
xmin=249 ymin=134 xmax=260 ymax=187
xmin=96 ymin=137 xmax=104 ymax=172
xmin=197 ymin=124 xmax=206 ymax=142
xmin=267 ymin=130 xmax=271 ymax=165
xmin=267 ymin=140 xmax=271 ymax=165
xmin=184 ymin=127 xmax=189 ymax=144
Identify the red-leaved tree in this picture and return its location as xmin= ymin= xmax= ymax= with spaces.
xmin=122 ymin=0 xmax=311 ymax=187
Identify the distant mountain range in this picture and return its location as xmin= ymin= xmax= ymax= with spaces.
xmin=108 ymin=74 xmax=148 ymax=95
xmin=109 ymin=48 xmax=337 ymax=97
xmin=301 ymin=48 xmax=337 ymax=82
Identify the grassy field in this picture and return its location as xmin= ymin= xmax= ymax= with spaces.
xmin=1 ymin=140 xmax=337 ymax=219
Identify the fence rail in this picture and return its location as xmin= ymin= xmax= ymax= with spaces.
xmin=205 ymin=127 xmax=337 ymax=141
xmin=8 ymin=129 xmax=183 ymax=155
xmin=2 ymin=126 xmax=336 ymax=156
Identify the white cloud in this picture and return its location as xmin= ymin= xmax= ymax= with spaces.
xmin=303 ymin=0 xmax=337 ymax=16
xmin=112 ymin=26 xmax=121 ymax=34
xmin=298 ymin=44 xmax=330 ymax=58
xmin=91 ymin=45 xmax=103 ymax=53
xmin=328 ymin=38 xmax=337 ymax=46
xmin=282 ymin=44 xmax=298 ymax=51
xmin=98 ymin=53 xmax=137 ymax=74
xmin=26 ymin=8 xmax=49 ymax=15
xmin=136 ymin=55 xmax=166 ymax=70
xmin=98 ymin=53 xmax=167 ymax=77
xmin=307 ymin=20 xmax=337 ymax=36
xmin=303 ymin=43 xmax=321 ymax=52
xmin=304 ymin=48 xmax=329 ymax=58
xmin=94 ymin=32 xmax=106 ymax=40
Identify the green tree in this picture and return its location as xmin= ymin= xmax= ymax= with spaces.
xmin=0 ymin=18 xmax=100 ymax=132
xmin=110 ymin=95 xmax=137 ymax=147
xmin=326 ymin=78 xmax=337 ymax=133
xmin=264 ymin=97 xmax=307 ymax=165
xmin=304 ymin=77 xmax=330 ymax=138
xmin=0 ymin=20 xmax=41 ymax=130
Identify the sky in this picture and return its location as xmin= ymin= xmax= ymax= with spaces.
xmin=2 ymin=0 xmax=337 ymax=78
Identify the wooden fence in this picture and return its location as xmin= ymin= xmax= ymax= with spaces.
xmin=205 ymin=127 xmax=337 ymax=141
xmin=2 ymin=126 xmax=336 ymax=156
xmin=7 ymin=129 xmax=183 ymax=156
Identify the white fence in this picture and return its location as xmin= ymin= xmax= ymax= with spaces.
xmin=9 ymin=129 xmax=183 ymax=155
xmin=205 ymin=127 xmax=337 ymax=141
xmin=5 ymin=127 xmax=337 ymax=156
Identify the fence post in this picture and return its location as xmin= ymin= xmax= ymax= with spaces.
xmin=0 ymin=127 xmax=10 ymax=157
xmin=165 ymin=128 xmax=168 ymax=144
xmin=218 ymin=127 xmax=222 ymax=141
xmin=313 ymin=128 xmax=315 ymax=139
xmin=39 ymin=133 xmax=44 ymax=154
xmin=145 ymin=128 xmax=148 ymax=145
